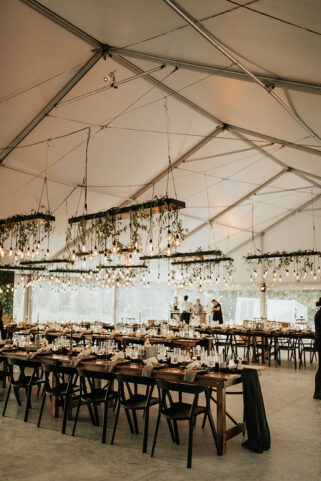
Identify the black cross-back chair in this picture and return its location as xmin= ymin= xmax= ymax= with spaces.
xmin=151 ymin=378 xmax=221 ymax=469
xmin=72 ymin=368 xmax=117 ymax=443
xmin=2 ymin=358 xmax=45 ymax=422
xmin=0 ymin=355 xmax=8 ymax=388
xmin=37 ymin=363 xmax=79 ymax=434
xmin=111 ymin=374 xmax=159 ymax=453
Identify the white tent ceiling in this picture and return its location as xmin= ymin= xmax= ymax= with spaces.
xmin=1 ymin=0 xmax=321 ymax=283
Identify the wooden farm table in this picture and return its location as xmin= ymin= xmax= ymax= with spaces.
xmin=1 ymin=350 xmax=263 ymax=454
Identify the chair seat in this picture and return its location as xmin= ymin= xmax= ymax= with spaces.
xmin=11 ymin=376 xmax=44 ymax=388
xmin=120 ymin=393 xmax=159 ymax=410
xmin=162 ymin=402 xmax=206 ymax=420
xmin=81 ymin=388 xmax=117 ymax=403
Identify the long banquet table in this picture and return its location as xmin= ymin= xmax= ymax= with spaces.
xmin=0 ymin=349 xmax=263 ymax=455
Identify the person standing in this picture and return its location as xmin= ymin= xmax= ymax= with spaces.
xmin=0 ymin=302 xmax=5 ymax=339
xmin=313 ymin=297 xmax=321 ymax=400
xmin=211 ymin=299 xmax=223 ymax=325
xmin=194 ymin=298 xmax=204 ymax=317
xmin=172 ymin=296 xmax=179 ymax=311
xmin=180 ymin=295 xmax=193 ymax=324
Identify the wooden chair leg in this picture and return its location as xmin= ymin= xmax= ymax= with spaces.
xmin=13 ymin=387 xmax=21 ymax=406
xmin=2 ymin=383 xmax=12 ymax=416
xmin=132 ymin=410 xmax=139 ymax=434
xmin=151 ymin=412 xmax=161 ymax=458
xmin=37 ymin=392 xmax=47 ymax=428
xmin=72 ymin=397 xmax=82 ymax=436
xmin=24 ymin=385 xmax=33 ymax=422
xmin=166 ymin=419 xmax=176 ymax=442
xmin=110 ymin=401 xmax=120 ymax=445
xmin=101 ymin=399 xmax=110 ymax=444
xmin=173 ymin=420 xmax=180 ymax=445
xmin=143 ymin=406 xmax=149 ymax=453
xmin=187 ymin=419 xmax=194 ymax=468
xmin=124 ymin=409 xmax=134 ymax=433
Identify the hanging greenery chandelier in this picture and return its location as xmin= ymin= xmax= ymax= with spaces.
xmin=244 ymin=250 xmax=321 ymax=283
xmin=0 ymin=212 xmax=55 ymax=261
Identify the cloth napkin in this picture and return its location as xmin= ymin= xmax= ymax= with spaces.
xmin=142 ymin=357 xmax=158 ymax=377
xmin=105 ymin=352 xmax=126 ymax=372
xmin=70 ymin=348 xmax=93 ymax=367
xmin=27 ymin=347 xmax=51 ymax=360
xmin=183 ymin=360 xmax=203 ymax=382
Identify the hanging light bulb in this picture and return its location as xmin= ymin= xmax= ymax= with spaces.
xmin=296 ymin=273 xmax=300 ymax=281
xmin=263 ymin=270 xmax=267 ymax=278
xmin=46 ymin=248 xmax=50 ymax=258
xmin=167 ymin=229 xmax=172 ymax=243
xmin=272 ymin=270 xmax=276 ymax=278
xmin=314 ymin=272 xmax=317 ymax=280
xmin=26 ymin=247 xmax=31 ymax=257
xmin=71 ymin=250 xmax=76 ymax=261
xmin=253 ymin=270 xmax=258 ymax=277
xmin=149 ymin=238 xmax=153 ymax=254
xmin=166 ymin=244 xmax=172 ymax=256
xmin=9 ymin=247 xmax=13 ymax=257
xmin=278 ymin=274 xmax=282 ymax=283
xmin=175 ymin=235 xmax=181 ymax=247
xmin=81 ymin=243 xmax=86 ymax=253
xmin=112 ymin=242 xmax=118 ymax=254
xmin=286 ymin=269 xmax=289 ymax=277
xmin=157 ymin=273 xmax=160 ymax=283
xmin=250 ymin=276 xmax=253 ymax=283
xmin=31 ymin=249 xmax=35 ymax=258
xmin=93 ymin=246 xmax=98 ymax=257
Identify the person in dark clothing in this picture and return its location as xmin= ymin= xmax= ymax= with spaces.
xmin=211 ymin=299 xmax=223 ymax=324
xmin=0 ymin=302 xmax=5 ymax=339
xmin=313 ymin=297 xmax=321 ymax=399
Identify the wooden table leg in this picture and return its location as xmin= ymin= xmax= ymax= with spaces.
xmin=216 ymin=384 xmax=226 ymax=455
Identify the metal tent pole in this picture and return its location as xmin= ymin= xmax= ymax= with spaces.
xmin=163 ymin=0 xmax=321 ymax=143
xmin=109 ymin=47 xmax=321 ymax=96
xmin=227 ymin=192 xmax=321 ymax=256
xmin=21 ymin=0 xmax=321 ymax=158
xmin=56 ymin=65 xmax=166 ymax=107
xmin=0 ymin=51 xmax=103 ymax=164
xmin=229 ymin=130 xmax=321 ymax=190
xmin=186 ymin=168 xmax=288 ymax=239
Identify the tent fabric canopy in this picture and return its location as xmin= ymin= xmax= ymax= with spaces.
xmin=1 ymin=0 xmax=320 ymax=283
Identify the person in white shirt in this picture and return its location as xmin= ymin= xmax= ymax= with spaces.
xmin=180 ymin=295 xmax=193 ymax=324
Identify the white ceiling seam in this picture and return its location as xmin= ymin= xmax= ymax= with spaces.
xmin=163 ymin=0 xmax=321 ymax=144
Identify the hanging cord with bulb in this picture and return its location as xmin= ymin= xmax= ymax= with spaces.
xmin=204 ymin=173 xmax=216 ymax=249
xmin=83 ymin=128 xmax=91 ymax=215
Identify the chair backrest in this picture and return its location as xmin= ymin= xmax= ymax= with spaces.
xmin=116 ymin=373 xmax=155 ymax=403
xmin=7 ymin=357 xmax=41 ymax=383
xmin=42 ymin=363 xmax=75 ymax=376
xmin=77 ymin=368 xmax=115 ymax=382
xmin=156 ymin=379 xmax=207 ymax=417
xmin=156 ymin=378 xmax=207 ymax=395
xmin=116 ymin=373 xmax=156 ymax=387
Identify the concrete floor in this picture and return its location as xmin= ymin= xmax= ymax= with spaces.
xmin=0 ymin=361 xmax=320 ymax=481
